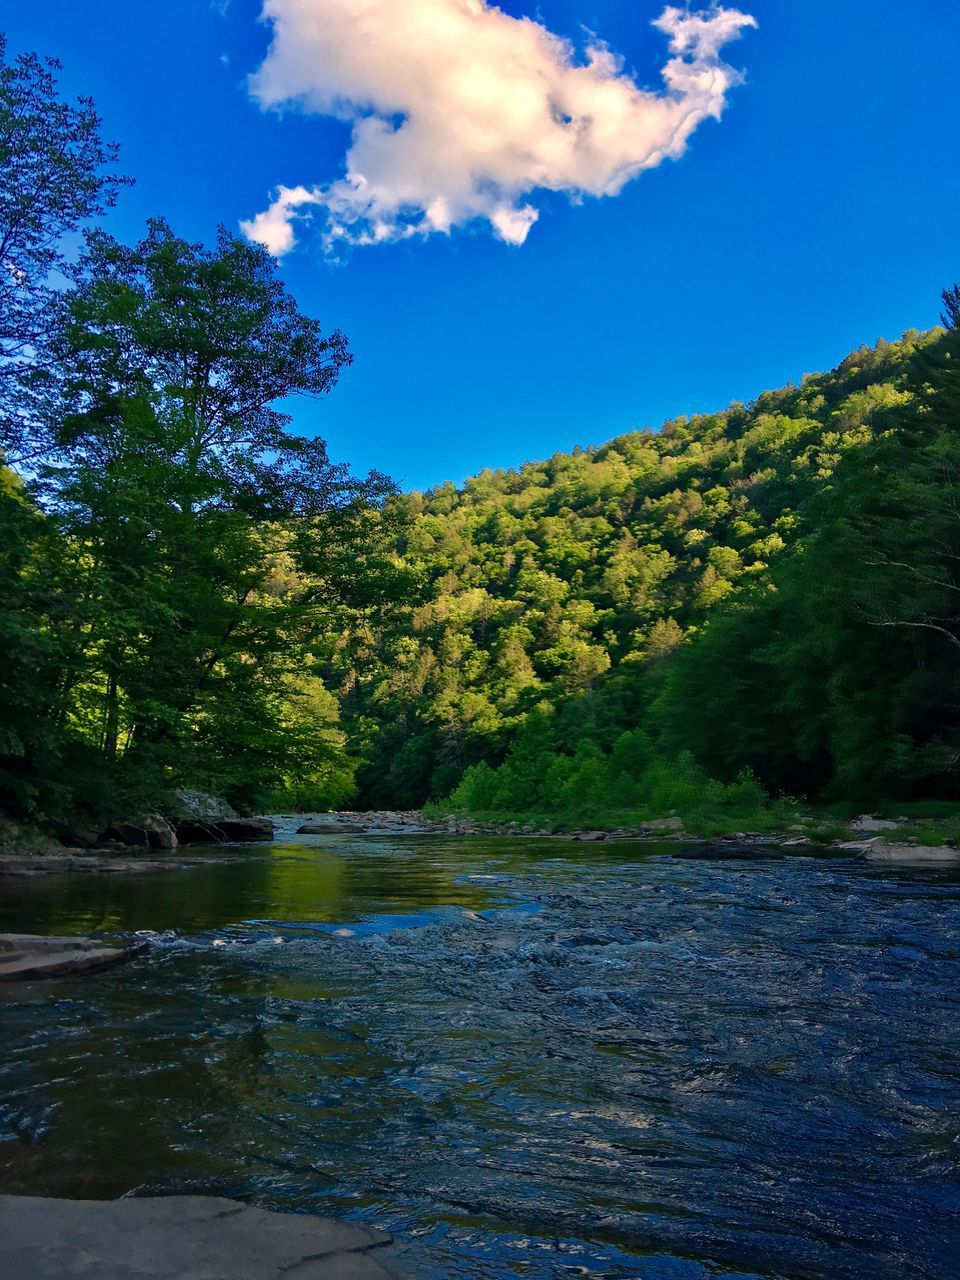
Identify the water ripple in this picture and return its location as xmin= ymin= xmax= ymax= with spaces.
xmin=1 ymin=844 xmax=959 ymax=1277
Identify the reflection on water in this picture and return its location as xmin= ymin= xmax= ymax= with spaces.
xmin=2 ymin=836 xmax=960 ymax=1279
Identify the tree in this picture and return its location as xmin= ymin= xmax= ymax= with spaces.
xmin=334 ymin=326 xmax=945 ymax=808
xmin=0 ymin=467 xmax=69 ymax=818
xmin=0 ymin=35 xmax=128 ymax=459
xmin=30 ymin=220 xmax=402 ymax=814
xmin=0 ymin=37 xmax=127 ymax=822
xmin=653 ymin=324 xmax=960 ymax=800
xmin=942 ymin=283 xmax=960 ymax=331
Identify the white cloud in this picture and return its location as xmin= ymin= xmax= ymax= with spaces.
xmin=242 ymin=0 xmax=756 ymax=255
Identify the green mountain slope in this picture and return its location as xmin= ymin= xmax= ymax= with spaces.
xmin=334 ymin=328 xmax=942 ymax=807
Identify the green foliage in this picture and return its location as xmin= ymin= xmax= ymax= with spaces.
xmin=942 ymin=283 xmax=960 ymax=331
xmin=0 ymin=474 xmax=66 ymax=818
xmin=0 ymin=39 xmax=402 ymax=830
xmin=0 ymin=34 xmax=129 ymax=457
xmin=446 ymin=761 xmax=499 ymax=812
xmin=3 ymin=25 xmax=958 ymax=833
xmin=18 ymin=220 xmax=398 ymax=823
xmin=336 ymin=325 xmax=945 ymax=811
xmin=654 ymin=327 xmax=960 ymax=801
xmin=440 ymin=721 xmax=783 ymax=835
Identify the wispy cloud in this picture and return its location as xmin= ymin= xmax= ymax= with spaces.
xmin=241 ymin=1 xmax=756 ymax=256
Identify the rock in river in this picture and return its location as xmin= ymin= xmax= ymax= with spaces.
xmin=861 ymin=839 xmax=960 ymax=866
xmin=0 ymin=1194 xmax=404 ymax=1278
xmin=0 ymin=933 xmax=145 ymax=981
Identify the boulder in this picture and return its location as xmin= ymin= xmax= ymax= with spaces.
xmin=642 ymin=817 xmax=685 ymax=832
xmin=861 ymin=839 xmax=960 ymax=866
xmin=851 ymin=815 xmax=901 ymax=833
xmin=176 ymin=817 xmax=274 ymax=845
xmin=65 ymin=827 xmax=102 ymax=849
xmin=102 ymin=813 xmax=178 ymax=850
xmin=572 ymin=831 xmax=608 ymax=842
xmin=173 ymin=788 xmax=238 ymax=821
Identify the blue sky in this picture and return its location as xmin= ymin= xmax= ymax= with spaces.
xmin=6 ymin=1 xmax=959 ymax=491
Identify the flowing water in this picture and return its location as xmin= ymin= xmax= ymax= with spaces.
xmin=2 ymin=828 xmax=960 ymax=1279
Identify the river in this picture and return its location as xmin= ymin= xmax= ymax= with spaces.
xmin=2 ymin=827 xmax=959 ymax=1279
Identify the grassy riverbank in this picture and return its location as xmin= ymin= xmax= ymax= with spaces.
xmin=425 ymin=800 xmax=796 ymax=839
xmin=426 ymin=796 xmax=960 ymax=845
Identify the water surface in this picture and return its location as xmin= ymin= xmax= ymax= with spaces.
xmin=2 ymin=831 xmax=959 ymax=1279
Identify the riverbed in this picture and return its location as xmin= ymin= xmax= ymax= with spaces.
xmin=1 ymin=829 xmax=959 ymax=1279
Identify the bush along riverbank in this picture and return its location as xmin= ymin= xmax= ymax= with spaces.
xmin=425 ymin=725 xmax=801 ymax=838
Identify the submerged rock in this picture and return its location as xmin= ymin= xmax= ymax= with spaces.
xmin=0 ymin=853 xmax=189 ymax=876
xmin=672 ymin=842 xmax=784 ymax=861
xmin=0 ymin=1194 xmax=403 ymax=1278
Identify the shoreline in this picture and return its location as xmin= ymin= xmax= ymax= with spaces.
xmin=0 ymin=850 xmax=220 ymax=878
xmin=3 ymin=808 xmax=959 ymax=878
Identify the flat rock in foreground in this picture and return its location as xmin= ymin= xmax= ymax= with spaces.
xmin=0 ymin=934 xmax=143 ymax=981
xmin=0 ymin=1195 xmax=404 ymax=1279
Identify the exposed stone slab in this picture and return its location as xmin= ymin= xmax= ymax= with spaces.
xmin=0 ymin=854 xmax=189 ymax=877
xmin=851 ymin=815 xmax=902 ymax=833
xmin=0 ymin=1195 xmax=404 ymax=1279
xmin=861 ymin=840 xmax=960 ymax=866
xmin=639 ymin=817 xmax=685 ymax=833
xmin=0 ymin=934 xmax=145 ymax=981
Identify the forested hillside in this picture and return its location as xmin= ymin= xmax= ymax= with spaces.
xmin=3 ymin=31 xmax=958 ymax=838
xmin=335 ymin=323 xmax=959 ymax=812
